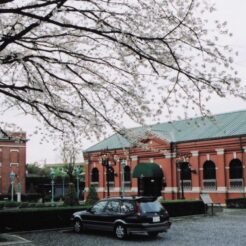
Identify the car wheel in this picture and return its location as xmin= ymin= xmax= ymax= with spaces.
xmin=148 ymin=232 xmax=159 ymax=238
xmin=114 ymin=224 xmax=127 ymax=239
xmin=73 ymin=219 xmax=83 ymax=233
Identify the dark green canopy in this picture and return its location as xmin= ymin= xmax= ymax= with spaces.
xmin=132 ymin=163 xmax=163 ymax=178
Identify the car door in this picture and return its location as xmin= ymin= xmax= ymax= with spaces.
xmin=82 ymin=200 xmax=108 ymax=230
xmin=103 ymin=200 xmax=121 ymax=231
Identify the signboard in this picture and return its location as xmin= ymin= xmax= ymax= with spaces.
xmin=200 ymin=194 xmax=213 ymax=204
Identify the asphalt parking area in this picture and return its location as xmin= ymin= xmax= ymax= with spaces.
xmin=1 ymin=209 xmax=246 ymax=246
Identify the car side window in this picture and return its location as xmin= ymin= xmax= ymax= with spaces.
xmin=91 ymin=201 xmax=107 ymax=214
xmin=105 ymin=200 xmax=120 ymax=214
xmin=121 ymin=200 xmax=135 ymax=214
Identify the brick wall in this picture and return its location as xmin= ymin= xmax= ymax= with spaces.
xmin=84 ymin=135 xmax=246 ymax=204
xmin=0 ymin=134 xmax=26 ymax=194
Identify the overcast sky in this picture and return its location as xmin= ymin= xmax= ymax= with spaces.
xmin=2 ymin=0 xmax=246 ymax=165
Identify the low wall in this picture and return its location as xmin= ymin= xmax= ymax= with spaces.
xmin=162 ymin=200 xmax=205 ymax=217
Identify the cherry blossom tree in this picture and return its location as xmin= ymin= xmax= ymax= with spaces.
xmin=0 ymin=0 xmax=242 ymax=139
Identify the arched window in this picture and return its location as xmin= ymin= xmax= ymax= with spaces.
xmin=203 ymin=161 xmax=216 ymax=179
xmin=180 ymin=162 xmax=191 ymax=180
xmin=180 ymin=162 xmax=192 ymax=190
xmin=124 ymin=166 xmax=131 ymax=189
xmin=229 ymin=159 xmax=243 ymax=179
xmin=91 ymin=168 xmax=99 ymax=182
xmin=203 ymin=161 xmax=216 ymax=190
xmin=229 ymin=159 xmax=243 ymax=190
xmin=108 ymin=167 xmax=115 ymax=182
xmin=124 ymin=166 xmax=131 ymax=182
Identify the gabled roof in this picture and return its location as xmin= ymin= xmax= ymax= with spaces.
xmin=0 ymin=129 xmax=27 ymax=142
xmin=85 ymin=110 xmax=246 ymax=152
xmin=0 ymin=129 xmax=10 ymax=140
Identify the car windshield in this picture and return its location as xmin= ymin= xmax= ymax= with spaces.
xmin=140 ymin=201 xmax=163 ymax=213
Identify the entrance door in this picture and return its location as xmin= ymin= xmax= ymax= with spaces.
xmin=138 ymin=178 xmax=162 ymax=197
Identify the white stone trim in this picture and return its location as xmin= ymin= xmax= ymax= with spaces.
xmin=206 ymin=154 xmax=210 ymax=160
xmin=217 ymin=187 xmax=227 ymax=192
xmin=199 ymin=168 xmax=203 ymax=171
xmin=10 ymin=149 xmax=19 ymax=152
xmin=84 ymin=160 xmax=89 ymax=165
xmin=233 ymin=152 xmax=237 ymax=159
xmin=131 ymin=156 xmax=138 ymax=161
xmin=10 ymin=163 xmax=19 ymax=167
xmin=0 ymin=145 xmax=25 ymax=148
xmin=0 ymin=148 xmax=2 ymax=151
xmin=164 ymin=187 xmax=178 ymax=193
xmin=191 ymin=151 xmax=199 ymax=157
xmin=215 ymin=148 xmax=224 ymax=155
xmin=149 ymin=158 xmax=154 ymax=163
xmin=131 ymin=187 xmax=138 ymax=192
xmin=165 ymin=153 xmax=176 ymax=159
xmin=225 ymin=167 xmax=229 ymax=169
xmin=96 ymin=187 xmax=105 ymax=192
xmin=192 ymin=187 xmax=201 ymax=192
xmin=243 ymin=147 xmax=246 ymax=153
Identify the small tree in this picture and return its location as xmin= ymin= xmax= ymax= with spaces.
xmin=86 ymin=185 xmax=99 ymax=206
xmin=64 ymin=183 xmax=78 ymax=206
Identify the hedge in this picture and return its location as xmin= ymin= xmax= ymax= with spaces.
xmin=0 ymin=206 xmax=87 ymax=232
xmin=162 ymin=200 xmax=205 ymax=217
xmin=226 ymin=198 xmax=246 ymax=208
xmin=0 ymin=200 xmax=206 ymax=232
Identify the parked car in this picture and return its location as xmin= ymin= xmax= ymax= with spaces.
xmin=71 ymin=196 xmax=171 ymax=239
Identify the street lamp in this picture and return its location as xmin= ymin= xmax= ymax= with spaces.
xmin=121 ymin=159 xmax=127 ymax=196
xmin=176 ymin=160 xmax=187 ymax=199
xmin=50 ymin=168 xmax=56 ymax=206
xmin=176 ymin=154 xmax=196 ymax=199
xmin=61 ymin=168 xmax=66 ymax=198
xmin=74 ymin=167 xmax=81 ymax=200
xmin=101 ymin=154 xmax=110 ymax=197
xmin=9 ymin=171 xmax=16 ymax=202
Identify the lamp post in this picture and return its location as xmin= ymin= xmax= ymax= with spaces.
xmin=176 ymin=154 xmax=196 ymax=200
xmin=50 ymin=168 xmax=56 ymax=206
xmin=121 ymin=159 xmax=127 ymax=196
xmin=61 ymin=168 xmax=66 ymax=198
xmin=101 ymin=154 xmax=110 ymax=197
xmin=74 ymin=167 xmax=81 ymax=200
xmin=9 ymin=171 xmax=16 ymax=202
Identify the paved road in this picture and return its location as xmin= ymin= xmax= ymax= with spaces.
xmin=4 ymin=209 xmax=246 ymax=246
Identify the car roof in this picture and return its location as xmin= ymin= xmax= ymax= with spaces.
xmin=101 ymin=196 xmax=157 ymax=202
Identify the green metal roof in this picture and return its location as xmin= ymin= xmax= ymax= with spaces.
xmin=86 ymin=110 xmax=246 ymax=152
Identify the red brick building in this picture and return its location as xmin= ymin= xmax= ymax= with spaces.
xmin=0 ymin=130 xmax=27 ymax=194
xmin=84 ymin=110 xmax=246 ymax=204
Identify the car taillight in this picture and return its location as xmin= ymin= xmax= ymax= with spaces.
xmin=136 ymin=202 xmax=141 ymax=216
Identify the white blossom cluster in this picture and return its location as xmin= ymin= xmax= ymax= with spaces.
xmin=0 ymin=0 xmax=242 ymax=143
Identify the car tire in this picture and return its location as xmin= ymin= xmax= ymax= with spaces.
xmin=114 ymin=223 xmax=127 ymax=240
xmin=148 ymin=232 xmax=159 ymax=238
xmin=73 ymin=219 xmax=83 ymax=233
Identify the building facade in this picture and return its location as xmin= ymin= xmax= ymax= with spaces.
xmin=83 ymin=111 xmax=246 ymax=204
xmin=0 ymin=130 xmax=27 ymax=195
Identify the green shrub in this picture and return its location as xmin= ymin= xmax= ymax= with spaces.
xmin=64 ymin=183 xmax=78 ymax=206
xmin=226 ymin=198 xmax=246 ymax=208
xmin=85 ymin=185 xmax=99 ymax=206
xmin=4 ymin=201 xmax=20 ymax=208
xmin=19 ymin=202 xmax=29 ymax=208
